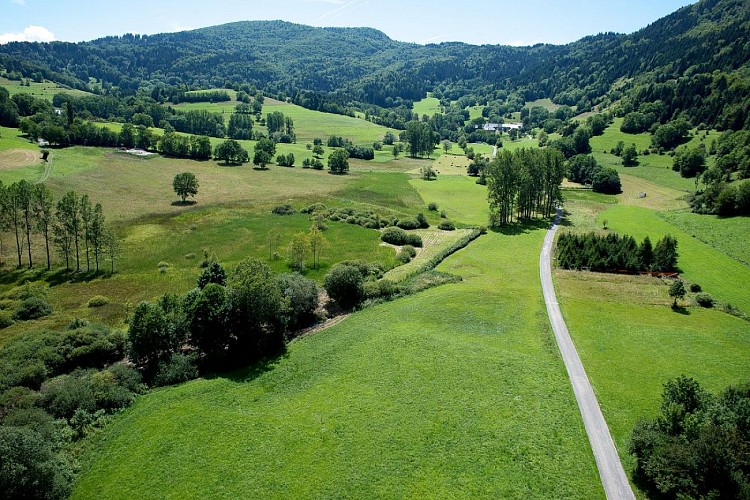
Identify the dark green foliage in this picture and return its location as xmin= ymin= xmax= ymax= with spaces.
xmin=567 ymin=155 xmax=600 ymax=185
xmin=197 ymin=262 xmax=227 ymax=289
xmin=172 ymin=172 xmax=199 ymax=202
xmin=653 ymin=234 xmax=679 ymax=272
xmin=380 ymin=227 xmax=422 ymax=247
xmin=629 ymin=377 xmax=750 ymax=499
xmin=328 ymin=149 xmax=350 ymax=174
xmin=404 ymin=121 xmax=437 ymax=158
xmin=0 ymin=426 xmax=72 ymax=500
xmin=174 ymin=90 xmax=230 ymax=104
xmin=692 ymin=180 xmax=750 ymax=216
xmin=152 ymin=353 xmax=199 ymax=388
xmin=214 ymin=139 xmax=249 ymax=165
xmin=227 ymin=259 xmax=286 ymax=359
xmin=128 ymin=302 xmax=178 ymax=375
xmin=668 ymin=280 xmax=686 ymax=307
xmin=187 ymin=284 xmax=230 ymax=365
xmin=622 ymin=144 xmax=639 ymax=167
xmin=39 ymin=369 xmax=132 ymax=419
xmin=323 ymin=263 xmax=366 ymax=310
xmin=673 ymin=147 xmax=706 ymax=178
xmin=0 ymin=312 xmax=14 ymax=329
xmin=620 ymin=112 xmax=654 ymax=133
xmin=0 ymin=324 xmax=126 ymax=391
xmin=13 ymin=296 xmax=53 ymax=321
xmin=486 ymin=148 xmax=565 ymax=226
xmin=396 ymin=218 xmax=421 ymax=230
xmin=651 ymin=119 xmax=690 ymax=150
xmin=556 ymin=233 xmax=675 ymax=273
xmin=276 ymin=153 xmax=295 ymax=167
xmin=271 ymin=204 xmax=296 ymax=215
xmin=591 ymin=168 xmax=622 ymax=194
xmin=396 ymin=245 xmax=417 ymax=263
xmin=227 ymin=112 xmax=253 ymax=140
xmin=415 ymin=213 xmax=429 ymax=229
xmin=695 ymin=292 xmax=714 ymax=307
xmin=438 ymin=220 xmax=456 ymax=231
xmin=278 ymin=273 xmax=319 ymax=330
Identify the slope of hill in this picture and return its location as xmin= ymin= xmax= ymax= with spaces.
xmin=1 ymin=0 xmax=748 ymax=110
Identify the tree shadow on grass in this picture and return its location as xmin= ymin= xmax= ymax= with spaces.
xmin=558 ymin=209 xmax=574 ymax=227
xmin=490 ymin=218 xmax=552 ymax=236
xmin=206 ymin=351 xmax=290 ymax=384
xmin=171 ymin=200 xmax=197 ymax=207
xmin=0 ymin=267 xmax=112 ymax=286
xmin=671 ymin=305 xmax=691 ymax=315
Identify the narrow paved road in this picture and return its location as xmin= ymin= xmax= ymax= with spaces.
xmin=540 ymin=210 xmax=635 ymax=500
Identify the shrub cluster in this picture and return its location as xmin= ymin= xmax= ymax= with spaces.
xmin=630 ymin=377 xmax=750 ymax=499
xmin=381 ymin=227 xmax=423 ymax=247
xmin=438 ymin=220 xmax=456 ymax=231
xmin=556 ymin=232 xmax=678 ymax=273
xmin=0 ymin=322 xmax=141 ymax=498
xmin=396 ymin=245 xmax=417 ymax=263
xmin=323 ymin=260 xmax=384 ymax=310
xmin=271 ymin=204 xmax=296 ymax=215
xmin=567 ymin=154 xmax=621 ymax=194
xmin=326 ymin=136 xmax=374 ymax=160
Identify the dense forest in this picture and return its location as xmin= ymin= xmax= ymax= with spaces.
xmin=0 ymin=0 xmax=748 ymax=130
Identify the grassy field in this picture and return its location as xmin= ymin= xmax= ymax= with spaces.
xmin=0 ymin=77 xmax=93 ymax=100
xmin=409 ymin=175 xmax=489 ymax=226
xmin=383 ymin=227 xmax=476 ymax=281
xmin=599 ymin=205 xmax=750 ymax=314
xmin=524 ymin=98 xmax=561 ymax=112
xmin=73 ymin=228 xmax=603 ymax=499
xmin=412 ymin=95 xmax=441 ymax=117
xmin=658 ymin=211 xmax=750 ymax=266
xmin=556 ymin=268 xmax=750 ymax=475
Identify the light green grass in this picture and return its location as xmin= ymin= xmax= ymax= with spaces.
xmin=173 ymin=98 xmax=397 ymax=146
xmin=383 ymin=228 xmax=476 ymax=281
xmin=658 ymin=211 xmax=750 ymax=266
xmin=410 ymin=175 xmax=489 ymax=226
xmin=524 ymin=98 xmax=560 ymax=111
xmin=73 ymin=229 xmax=602 ymax=499
xmin=556 ymin=269 xmax=750 ymax=481
xmin=412 ymin=95 xmax=441 ymax=117
xmin=467 ymin=105 xmax=485 ymax=121
xmin=0 ymin=77 xmax=93 ymax=100
xmin=598 ymin=205 xmax=750 ymax=314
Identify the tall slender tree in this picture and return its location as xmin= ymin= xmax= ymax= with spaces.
xmin=16 ymin=180 xmax=34 ymax=269
xmin=90 ymin=203 xmax=105 ymax=272
xmin=56 ymin=191 xmax=81 ymax=271
xmin=80 ymin=194 xmax=92 ymax=271
xmin=31 ymin=184 xmax=54 ymax=270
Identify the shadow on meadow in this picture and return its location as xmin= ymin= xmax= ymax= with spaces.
xmin=490 ymin=217 xmax=552 ymax=236
xmin=207 ymin=351 xmax=290 ymax=384
xmin=0 ymin=267 xmax=114 ymax=287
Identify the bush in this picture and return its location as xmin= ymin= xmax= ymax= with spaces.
xmin=0 ymin=312 xmax=14 ymax=329
xmin=197 ymin=262 xmax=226 ymax=289
xmin=427 ymin=202 xmax=439 ymax=211
xmin=152 ymin=353 xmax=198 ymax=387
xmin=689 ymin=283 xmax=702 ymax=293
xmin=278 ymin=273 xmax=319 ymax=330
xmin=13 ymin=297 xmax=52 ymax=321
xmin=323 ymin=264 xmax=365 ymax=310
xmin=591 ymin=168 xmax=622 ymax=194
xmin=381 ymin=227 xmax=423 ymax=247
xmin=87 ymin=295 xmax=109 ymax=308
xmin=694 ymin=293 xmax=714 ymax=308
xmin=438 ymin=220 xmax=456 ymax=231
xmin=396 ymin=218 xmax=421 ymax=230
xmin=271 ymin=204 xmax=296 ymax=215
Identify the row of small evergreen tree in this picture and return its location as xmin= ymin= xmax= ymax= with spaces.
xmin=556 ymin=232 xmax=678 ymax=273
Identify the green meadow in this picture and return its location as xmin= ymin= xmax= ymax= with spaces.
xmin=73 ymin=228 xmax=603 ymax=499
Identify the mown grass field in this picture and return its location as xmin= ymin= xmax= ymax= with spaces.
xmin=658 ymin=211 xmax=750 ymax=266
xmin=73 ymin=228 xmax=603 ymax=499
xmin=410 ymin=175 xmax=489 ymax=226
xmin=412 ymin=95 xmax=441 ymax=117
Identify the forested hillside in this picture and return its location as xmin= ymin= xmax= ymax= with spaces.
xmin=0 ymin=0 xmax=748 ymax=125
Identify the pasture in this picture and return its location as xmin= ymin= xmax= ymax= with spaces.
xmin=0 ymin=76 xmax=92 ymax=100
xmin=73 ymin=229 xmax=603 ymax=499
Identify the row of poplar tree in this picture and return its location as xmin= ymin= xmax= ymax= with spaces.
xmin=0 ymin=180 xmax=116 ymax=272
xmin=486 ymin=148 xmax=566 ymax=226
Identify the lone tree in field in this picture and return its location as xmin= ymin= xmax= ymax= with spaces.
xmin=328 ymin=149 xmax=349 ymax=174
xmin=668 ymin=280 xmax=686 ymax=308
xmin=173 ymin=172 xmax=198 ymax=203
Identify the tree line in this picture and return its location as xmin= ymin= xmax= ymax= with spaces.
xmin=0 ymin=182 xmax=117 ymax=273
xmin=556 ymin=232 xmax=678 ymax=273
xmin=485 ymin=148 xmax=565 ymax=226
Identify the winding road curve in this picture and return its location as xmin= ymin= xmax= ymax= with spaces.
xmin=540 ymin=210 xmax=635 ymax=500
